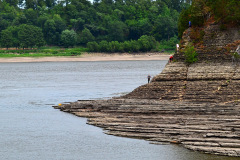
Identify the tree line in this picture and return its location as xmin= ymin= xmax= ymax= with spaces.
xmin=0 ymin=0 xmax=192 ymax=52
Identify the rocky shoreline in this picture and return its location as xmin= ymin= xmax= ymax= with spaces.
xmin=54 ymin=99 xmax=240 ymax=156
xmin=54 ymin=61 xmax=240 ymax=157
xmin=53 ymin=24 xmax=240 ymax=156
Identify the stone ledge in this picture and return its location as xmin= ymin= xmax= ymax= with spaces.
xmin=53 ymin=99 xmax=240 ymax=157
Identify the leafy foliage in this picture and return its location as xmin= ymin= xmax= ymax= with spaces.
xmin=87 ymin=35 xmax=156 ymax=53
xmin=87 ymin=41 xmax=99 ymax=52
xmin=18 ymin=24 xmax=45 ymax=48
xmin=207 ymin=0 xmax=240 ymax=24
xmin=184 ymin=43 xmax=198 ymax=63
xmin=61 ymin=30 xmax=77 ymax=48
xmin=178 ymin=0 xmax=240 ymax=38
xmin=159 ymin=36 xmax=179 ymax=51
xmin=0 ymin=29 xmax=13 ymax=49
xmin=0 ymin=0 xmax=193 ymax=50
xmin=138 ymin=35 xmax=157 ymax=52
xmin=78 ymin=28 xmax=95 ymax=45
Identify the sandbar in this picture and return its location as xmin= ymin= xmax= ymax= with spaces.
xmin=0 ymin=53 xmax=171 ymax=63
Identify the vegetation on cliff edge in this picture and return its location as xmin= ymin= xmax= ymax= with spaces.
xmin=178 ymin=0 xmax=240 ymax=38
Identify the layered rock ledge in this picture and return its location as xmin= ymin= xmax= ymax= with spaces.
xmin=53 ymin=23 xmax=240 ymax=156
xmin=54 ymin=62 xmax=240 ymax=157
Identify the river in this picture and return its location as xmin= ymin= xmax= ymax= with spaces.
xmin=0 ymin=61 xmax=238 ymax=160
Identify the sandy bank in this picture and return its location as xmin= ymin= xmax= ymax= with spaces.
xmin=0 ymin=53 xmax=171 ymax=63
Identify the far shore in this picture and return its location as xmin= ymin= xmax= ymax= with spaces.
xmin=0 ymin=52 xmax=171 ymax=63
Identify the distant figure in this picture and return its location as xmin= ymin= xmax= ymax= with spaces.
xmin=176 ymin=44 xmax=179 ymax=53
xmin=169 ymin=55 xmax=173 ymax=62
xmin=147 ymin=75 xmax=151 ymax=83
xmin=189 ymin=21 xmax=191 ymax=27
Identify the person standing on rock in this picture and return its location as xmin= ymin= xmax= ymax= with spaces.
xmin=147 ymin=75 xmax=151 ymax=84
xmin=189 ymin=21 xmax=192 ymax=27
xmin=169 ymin=55 xmax=173 ymax=63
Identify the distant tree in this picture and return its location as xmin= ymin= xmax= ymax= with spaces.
xmin=159 ymin=35 xmax=179 ymax=51
xmin=37 ymin=15 xmax=49 ymax=28
xmin=25 ymin=0 xmax=37 ymax=9
xmin=78 ymin=28 xmax=95 ymax=45
xmin=107 ymin=21 xmax=128 ymax=42
xmin=8 ymin=26 xmax=20 ymax=49
xmin=99 ymin=40 xmax=109 ymax=52
xmin=24 ymin=8 xmax=38 ymax=25
xmin=15 ymin=14 xmax=27 ymax=25
xmin=70 ymin=18 xmax=85 ymax=31
xmin=0 ymin=0 xmax=193 ymax=51
xmin=61 ymin=29 xmax=77 ymax=48
xmin=0 ymin=29 xmax=13 ymax=49
xmin=152 ymin=16 xmax=177 ymax=41
xmin=126 ymin=20 xmax=141 ymax=40
xmin=138 ymin=18 xmax=153 ymax=36
xmin=43 ymin=16 xmax=66 ymax=46
xmin=53 ymin=14 xmax=66 ymax=45
xmin=5 ymin=0 xmax=18 ymax=7
xmin=87 ymin=41 xmax=99 ymax=52
xmin=18 ymin=24 xmax=45 ymax=49
xmin=43 ymin=19 xmax=56 ymax=45
xmin=129 ymin=40 xmax=140 ymax=52
xmin=108 ymin=41 xmax=120 ymax=52
xmin=123 ymin=41 xmax=131 ymax=52
xmin=45 ymin=0 xmax=56 ymax=8
xmin=0 ymin=18 xmax=10 ymax=32
xmin=138 ymin=35 xmax=157 ymax=52
xmin=63 ymin=4 xmax=78 ymax=21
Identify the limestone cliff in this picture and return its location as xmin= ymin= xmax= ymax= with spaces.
xmin=123 ymin=23 xmax=240 ymax=102
xmin=176 ymin=23 xmax=240 ymax=62
xmin=53 ymin=24 xmax=240 ymax=157
xmin=123 ymin=62 xmax=240 ymax=103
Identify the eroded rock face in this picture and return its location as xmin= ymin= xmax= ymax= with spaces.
xmin=53 ymin=24 xmax=240 ymax=157
xmin=53 ymin=61 xmax=240 ymax=157
xmin=124 ymin=62 xmax=240 ymax=103
xmin=175 ymin=25 xmax=240 ymax=63
xmin=203 ymin=25 xmax=240 ymax=49
xmin=54 ymin=98 xmax=240 ymax=157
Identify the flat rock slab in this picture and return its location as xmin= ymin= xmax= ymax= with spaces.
xmin=53 ymin=60 xmax=240 ymax=157
xmin=54 ymin=99 xmax=240 ymax=157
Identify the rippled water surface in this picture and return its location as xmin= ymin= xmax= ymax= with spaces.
xmin=0 ymin=61 xmax=238 ymax=160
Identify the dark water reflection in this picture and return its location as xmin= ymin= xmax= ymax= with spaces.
xmin=0 ymin=61 xmax=238 ymax=160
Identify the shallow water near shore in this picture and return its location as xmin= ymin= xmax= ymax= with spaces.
xmin=0 ymin=61 xmax=238 ymax=160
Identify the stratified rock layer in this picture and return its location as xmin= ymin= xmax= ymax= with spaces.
xmin=53 ymin=25 xmax=240 ymax=157
xmin=54 ymin=62 xmax=240 ymax=157
xmin=123 ymin=62 xmax=240 ymax=103
xmin=175 ymin=25 xmax=240 ymax=63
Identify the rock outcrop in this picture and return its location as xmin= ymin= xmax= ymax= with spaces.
xmin=53 ymin=24 xmax=240 ymax=157
xmin=123 ymin=62 xmax=240 ymax=103
xmin=54 ymin=62 xmax=240 ymax=157
xmin=175 ymin=24 xmax=240 ymax=63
